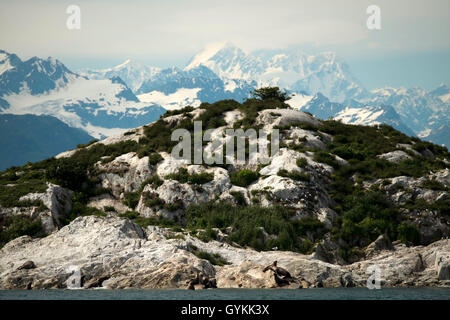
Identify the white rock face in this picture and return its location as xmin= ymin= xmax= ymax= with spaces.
xmin=17 ymin=182 xmax=73 ymax=233
xmin=436 ymin=252 xmax=450 ymax=280
xmin=0 ymin=216 xmax=447 ymax=289
xmin=4 ymin=103 xmax=449 ymax=290
xmin=288 ymin=128 xmax=327 ymax=150
xmin=377 ymin=150 xmax=412 ymax=163
xmin=250 ymin=175 xmax=304 ymax=204
xmin=156 ymin=153 xmax=190 ymax=177
xmin=87 ymin=194 xmax=130 ymax=214
xmin=96 ymin=152 xmax=155 ymax=197
xmin=433 ymin=168 xmax=450 ymax=187
xmin=256 ymin=109 xmax=321 ymax=131
xmin=362 ymin=169 xmax=450 ymax=243
xmin=137 ymin=165 xmax=231 ymax=218
xmin=259 ymin=148 xmax=305 ymax=176
xmin=224 ymin=110 xmax=244 ymax=126
xmin=0 ymin=216 xmax=214 ymax=289
xmin=347 ymin=240 xmax=450 ymax=287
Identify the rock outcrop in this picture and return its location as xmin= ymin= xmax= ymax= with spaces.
xmin=0 ymin=182 xmax=73 ymax=233
xmin=1 ymin=100 xmax=449 ymax=290
xmin=0 ymin=216 xmax=448 ymax=289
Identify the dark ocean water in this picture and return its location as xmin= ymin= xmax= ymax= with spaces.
xmin=0 ymin=288 xmax=449 ymax=300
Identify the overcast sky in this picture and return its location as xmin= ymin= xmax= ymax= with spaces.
xmin=1 ymin=0 xmax=449 ymax=89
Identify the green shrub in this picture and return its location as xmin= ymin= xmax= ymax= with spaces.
xmin=397 ymin=222 xmax=421 ymax=245
xmin=162 ymin=106 xmax=195 ymax=118
xmin=140 ymin=175 xmax=164 ymax=190
xmin=123 ymin=192 xmax=140 ymax=209
xmin=297 ymin=239 xmax=315 ymax=254
xmin=336 ymin=191 xmax=400 ymax=247
xmin=45 ymin=140 xmax=139 ymax=191
xmin=118 ymin=211 xmax=140 ymax=219
xmin=144 ymin=193 xmax=165 ymax=208
xmin=148 ymin=153 xmax=163 ymax=165
xmin=0 ymin=215 xmax=44 ymax=247
xmin=230 ymin=170 xmax=259 ymax=187
xmin=77 ymin=139 xmax=98 ymax=149
xmin=314 ymin=151 xmax=340 ymax=169
xmin=185 ymin=202 xmax=320 ymax=252
xmin=197 ymin=100 xmax=239 ymax=129
xmin=296 ymin=157 xmax=308 ymax=168
xmin=165 ymin=168 xmax=213 ymax=185
xmin=0 ymin=180 xmax=48 ymax=208
xmin=277 ymin=169 xmax=310 ymax=182
xmin=230 ymin=191 xmax=246 ymax=206
xmin=164 ymin=200 xmax=184 ymax=212
xmin=190 ymin=248 xmax=229 ymax=266
xmin=420 ymin=179 xmax=447 ymax=191
xmin=196 ymin=227 xmax=218 ymax=242
xmin=252 ymin=87 xmax=291 ymax=103
xmin=132 ymin=216 xmax=176 ymax=229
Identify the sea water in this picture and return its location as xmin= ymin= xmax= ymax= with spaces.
xmin=0 ymin=288 xmax=449 ymax=300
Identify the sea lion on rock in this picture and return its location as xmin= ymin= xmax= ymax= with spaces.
xmin=263 ymin=261 xmax=294 ymax=287
xmin=263 ymin=261 xmax=292 ymax=279
xmin=17 ymin=261 xmax=36 ymax=270
xmin=263 ymin=261 xmax=278 ymax=272
xmin=186 ymin=280 xmax=195 ymax=290
xmin=274 ymin=273 xmax=290 ymax=287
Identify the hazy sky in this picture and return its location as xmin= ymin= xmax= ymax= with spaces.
xmin=1 ymin=0 xmax=449 ymax=90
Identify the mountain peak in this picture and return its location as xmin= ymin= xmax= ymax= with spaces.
xmin=112 ymin=59 xmax=132 ymax=70
xmin=0 ymin=50 xmax=22 ymax=76
xmin=185 ymin=42 xmax=239 ymax=70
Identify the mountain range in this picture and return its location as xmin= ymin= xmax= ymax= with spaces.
xmin=78 ymin=42 xmax=449 ymax=148
xmin=0 ymin=43 xmax=448 ymax=170
xmin=0 ymin=50 xmax=166 ymax=139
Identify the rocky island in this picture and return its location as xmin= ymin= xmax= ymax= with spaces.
xmin=0 ymin=91 xmax=449 ymax=290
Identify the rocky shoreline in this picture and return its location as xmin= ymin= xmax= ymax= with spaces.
xmin=0 ymin=215 xmax=448 ymax=290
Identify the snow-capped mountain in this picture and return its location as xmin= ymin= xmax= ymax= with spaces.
xmin=1 ymin=45 xmax=448 ymax=148
xmin=136 ymin=65 xmax=255 ymax=109
xmin=184 ymin=42 xmax=368 ymax=103
xmin=78 ymin=59 xmax=161 ymax=93
xmin=430 ymin=83 xmax=450 ymax=103
xmin=288 ymin=92 xmax=415 ymax=136
xmin=0 ymin=50 xmax=165 ymax=139
xmin=291 ymin=92 xmax=345 ymax=120
xmin=365 ymin=85 xmax=450 ymax=146
xmin=334 ymin=104 xmax=415 ymax=137
xmin=185 ymin=42 xmax=263 ymax=81
xmin=0 ymin=50 xmax=78 ymax=108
